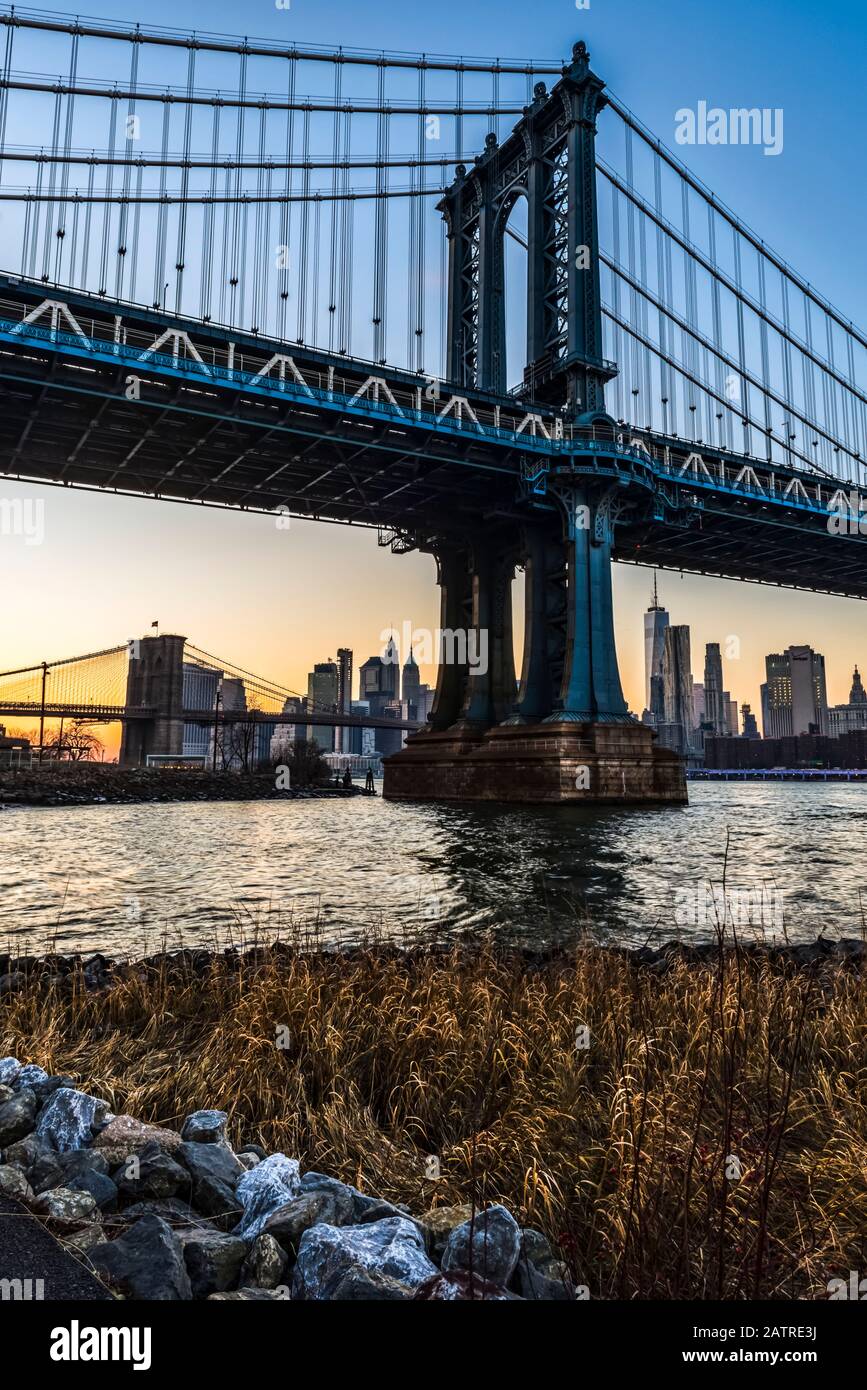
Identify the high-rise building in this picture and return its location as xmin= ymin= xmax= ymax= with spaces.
xmin=790 ymin=645 xmax=827 ymax=734
xmin=359 ymin=650 xmax=402 ymax=756
xmin=828 ymin=664 xmax=867 ymax=736
xmin=703 ymin=643 xmax=727 ymax=735
xmin=659 ymin=625 xmax=694 ymax=755
xmin=727 ymin=697 xmax=739 ymax=738
xmin=643 ymin=574 xmax=669 ymax=716
xmin=692 ymin=682 xmax=705 ymax=729
xmin=741 ymin=703 xmax=760 ymax=738
xmin=762 ymin=647 xmax=828 ymax=737
xmin=270 ymin=697 xmax=309 ymax=760
xmin=399 ymin=645 xmax=433 ymax=744
xmin=334 ymin=648 xmax=353 ymax=754
xmin=308 ymin=660 xmax=339 ymax=752
xmin=401 ymin=646 xmax=421 ymax=706
xmin=763 ymin=654 xmax=791 ymax=738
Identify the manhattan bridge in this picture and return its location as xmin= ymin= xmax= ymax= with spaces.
xmin=0 ymin=8 xmax=865 ymax=800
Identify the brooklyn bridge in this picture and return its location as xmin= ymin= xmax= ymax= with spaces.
xmin=0 ymin=9 xmax=864 ymax=800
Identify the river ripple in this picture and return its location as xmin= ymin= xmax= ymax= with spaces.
xmin=0 ymin=783 xmax=861 ymax=956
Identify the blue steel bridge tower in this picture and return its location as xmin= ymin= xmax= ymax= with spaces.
xmin=385 ymin=45 xmax=685 ymax=802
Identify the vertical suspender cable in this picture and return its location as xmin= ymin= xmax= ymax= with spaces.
xmin=97 ymin=91 xmax=118 ymax=294
xmin=416 ymin=65 xmax=427 ymax=372
xmin=129 ymin=164 xmax=143 ymax=303
xmin=296 ymin=106 xmax=310 ymax=340
xmin=251 ymin=103 xmax=267 ymax=328
xmin=116 ymin=33 xmax=138 ymax=299
xmin=39 ymin=83 xmax=62 ymax=281
xmin=733 ymin=226 xmax=749 ymax=456
xmin=152 ymin=99 xmax=170 ymax=307
xmin=327 ymin=60 xmax=342 ymax=352
xmin=200 ymin=102 xmax=220 ymax=320
xmin=79 ymin=162 xmax=95 ymax=290
xmin=339 ymin=108 xmax=352 ymax=354
xmin=229 ymin=45 xmax=248 ymax=328
xmin=53 ymin=29 xmax=78 ymax=285
xmin=276 ymin=57 xmax=295 ymax=342
xmin=0 ymin=19 xmax=15 ymax=189
xmin=174 ymin=44 xmax=196 ymax=315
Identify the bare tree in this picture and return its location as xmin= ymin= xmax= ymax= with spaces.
xmin=42 ymin=720 xmax=104 ymax=762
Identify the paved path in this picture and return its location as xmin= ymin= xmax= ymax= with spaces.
xmin=0 ymin=1195 xmax=113 ymax=1300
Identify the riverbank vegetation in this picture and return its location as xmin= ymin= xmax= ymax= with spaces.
xmin=2 ymin=936 xmax=865 ymax=1299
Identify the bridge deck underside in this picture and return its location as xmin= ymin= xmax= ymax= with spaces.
xmin=2 ymin=352 xmax=865 ymax=598
xmin=615 ymin=509 xmax=867 ymax=599
xmin=0 ymin=345 xmax=519 ymax=537
xmin=0 ymin=285 xmax=864 ymax=599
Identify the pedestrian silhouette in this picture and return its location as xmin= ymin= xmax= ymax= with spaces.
xmin=365 ymin=767 xmax=375 ymax=794
xmin=342 ymin=768 xmax=352 ymax=788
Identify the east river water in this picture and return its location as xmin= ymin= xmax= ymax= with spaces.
xmin=0 ymin=783 xmax=860 ymax=957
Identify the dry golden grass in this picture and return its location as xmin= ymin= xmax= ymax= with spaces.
xmin=3 ymin=940 xmax=866 ymax=1299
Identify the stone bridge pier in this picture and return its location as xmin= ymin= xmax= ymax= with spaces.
xmin=382 ymin=472 xmax=686 ymax=805
xmin=118 ymin=634 xmax=186 ymax=768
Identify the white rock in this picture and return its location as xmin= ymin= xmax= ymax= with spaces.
xmin=293 ymin=1217 xmax=437 ymax=1299
xmin=235 ymin=1154 xmax=301 ymax=1239
xmin=36 ymin=1087 xmax=112 ymax=1153
xmin=0 ymin=1058 xmax=21 ymax=1086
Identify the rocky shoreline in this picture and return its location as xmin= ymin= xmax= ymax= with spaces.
xmin=1 ymin=933 xmax=864 ymax=1001
xmin=0 ymin=1058 xmax=564 ymax=1300
xmin=0 ymin=767 xmax=368 ymax=809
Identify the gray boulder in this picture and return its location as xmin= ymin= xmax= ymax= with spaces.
xmin=519 ymin=1227 xmax=555 ymax=1268
xmin=0 ymin=1090 xmax=37 ymax=1147
xmin=66 ymin=1170 xmax=119 ymax=1213
xmin=34 ymin=1186 xmax=102 ymax=1225
xmin=181 ymin=1229 xmax=247 ymax=1297
xmin=298 ymin=1172 xmax=362 ymax=1223
xmin=0 ymin=1057 xmax=21 ymax=1086
xmin=180 ymin=1109 xmax=228 ymax=1145
xmin=176 ymin=1141 xmax=243 ymax=1222
xmin=0 ymin=1163 xmax=34 ymax=1201
xmin=441 ymin=1205 xmax=522 ymax=1287
xmin=61 ymin=1223 xmax=106 ymax=1257
xmin=11 ymin=1064 xmax=49 ymax=1092
xmin=415 ymin=1269 xmax=522 ymax=1300
xmin=120 ymin=1197 xmax=200 ymax=1224
xmin=208 ymin=1288 xmax=286 ymax=1300
xmin=418 ymin=1204 xmax=474 ymax=1261
xmin=29 ymin=1073 xmax=77 ymax=1104
xmin=36 ymin=1087 xmax=111 ymax=1153
xmin=325 ymin=1267 xmax=415 ymax=1300
xmin=292 ymin=1217 xmax=437 ymax=1300
xmin=239 ymin=1233 xmax=287 ymax=1290
xmin=2 ymin=1132 xmax=50 ymax=1173
xmin=235 ymin=1154 xmax=301 ymax=1239
xmin=517 ymin=1260 xmax=573 ymax=1300
xmin=115 ymin=1142 xmax=188 ymax=1200
xmin=93 ymin=1114 xmax=183 ymax=1166
xmin=31 ymin=1148 xmax=110 ymax=1194
xmin=262 ymin=1191 xmax=341 ymax=1255
xmin=89 ymin=1215 xmax=193 ymax=1300
xmin=0 ymin=1085 xmax=13 ymax=1106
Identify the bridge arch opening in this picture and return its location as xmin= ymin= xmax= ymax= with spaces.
xmin=501 ymin=195 xmax=528 ymax=394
